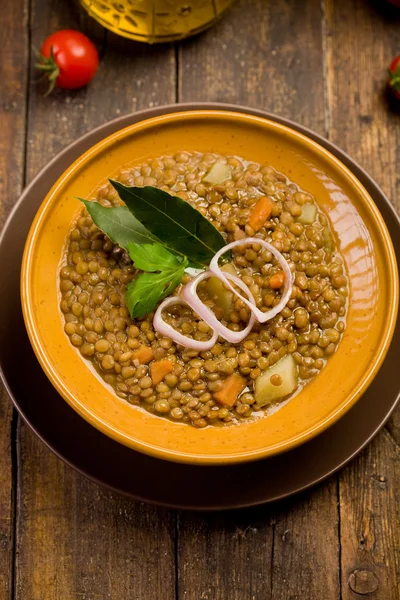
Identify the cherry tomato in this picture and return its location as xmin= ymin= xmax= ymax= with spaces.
xmin=37 ymin=30 xmax=99 ymax=93
xmin=388 ymin=55 xmax=400 ymax=101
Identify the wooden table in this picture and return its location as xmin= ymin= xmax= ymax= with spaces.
xmin=1 ymin=1 xmax=399 ymax=598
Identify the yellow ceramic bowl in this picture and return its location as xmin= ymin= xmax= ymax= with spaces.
xmin=21 ymin=111 xmax=399 ymax=465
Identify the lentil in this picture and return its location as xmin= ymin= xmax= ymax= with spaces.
xmin=60 ymin=151 xmax=348 ymax=427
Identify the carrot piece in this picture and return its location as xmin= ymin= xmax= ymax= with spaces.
xmin=132 ymin=346 xmax=153 ymax=365
xmin=214 ymin=373 xmax=247 ymax=407
xmin=269 ymin=271 xmax=285 ymax=289
xmin=150 ymin=359 xmax=174 ymax=385
xmin=248 ymin=196 xmax=273 ymax=232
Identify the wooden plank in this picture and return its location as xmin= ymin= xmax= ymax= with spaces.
xmin=339 ymin=431 xmax=400 ymax=599
xmin=271 ymin=482 xmax=340 ymax=599
xmin=26 ymin=5 xmax=176 ymax=176
xmin=325 ymin=0 xmax=400 ymax=597
xmin=177 ymin=510 xmax=273 ymax=600
xmin=178 ymin=482 xmax=339 ymax=600
xmin=15 ymin=2 xmax=176 ymax=600
xmin=178 ymin=2 xmax=340 ymax=599
xmin=179 ymin=0 xmax=327 ymax=135
xmin=325 ymin=0 xmax=400 ymax=208
xmin=17 ymin=425 xmax=176 ymax=600
xmin=386 ymin=409 xmax=400 ymax=448
xmin=0 ymin=0 xmax=29 ymax=598
xmin=0 ymin=0 xmax=28 ymax=227
xmin=0 ymin=391 xmax=15 ymax=600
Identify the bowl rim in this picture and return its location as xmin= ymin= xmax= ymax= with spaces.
xmin=21 ymin=109 xmax=399 ymax=464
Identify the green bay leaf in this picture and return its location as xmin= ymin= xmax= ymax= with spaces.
xmin=125 ymin=242 xmax=188 ymax=318
xmin=110 ymin=182 xmax=229 ymax=267
xmin=79 ymin=199 xmax=158 ymax=250
xmin=127 ymin=242 xmax=185 ymax=272
xmin=125 ymin=267 xmax=185 ymax=318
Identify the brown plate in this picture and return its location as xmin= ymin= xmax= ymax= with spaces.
xmin=1 ymin=103 xmax=399 ymax=510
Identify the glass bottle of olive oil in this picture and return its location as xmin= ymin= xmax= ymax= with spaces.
xmin=79 ymin=0 xmax=234 ymax=43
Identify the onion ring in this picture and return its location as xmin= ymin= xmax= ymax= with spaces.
xmin=153 ymin=296 xmax=219 ymax=350
xmin=209 ymin=238 xmax=293 ymax=323
xmin=181 ymin=270 xmax=256 ymax=343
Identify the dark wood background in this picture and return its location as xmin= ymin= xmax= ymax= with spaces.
xmin=1 ymin=0 xmax=399 ymax=598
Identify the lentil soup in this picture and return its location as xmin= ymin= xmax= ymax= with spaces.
xmin=59 ymin=151 xmax=348 ymax=428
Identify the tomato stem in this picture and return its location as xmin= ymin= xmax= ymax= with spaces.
xmin=34 ymin=46 xmax=60 ymax=95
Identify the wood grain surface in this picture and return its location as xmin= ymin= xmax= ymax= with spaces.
xmin=0 ymin=0 xmax=28 ymax=598
xmin=0 ymin=0 xmax=399 ymax=598
xmin=326 ymin=2 xmax=400 ymax=598
xmin=15 ymin=2 xmax=176 ymax=600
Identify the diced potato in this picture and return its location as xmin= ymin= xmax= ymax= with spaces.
xmin=202 ymin=162 xmax=232 ymax=184
xmin=206 ymin=263 xmax=236 ymax=319
xmin=255 ymin=354 xmax=298 ymax=407
xmin=297 ymin=203 xmax=317 ymax=224
xmin=322 ymin=226 xmax=335 ymax=252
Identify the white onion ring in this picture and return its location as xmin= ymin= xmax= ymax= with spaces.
xmin=181 ymin=270 xmax=256 ymax=343
xmin=209 ymin=238 xmax=293 ymax=323
xmin=153 ymin=296 xmax=219 ymax=350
